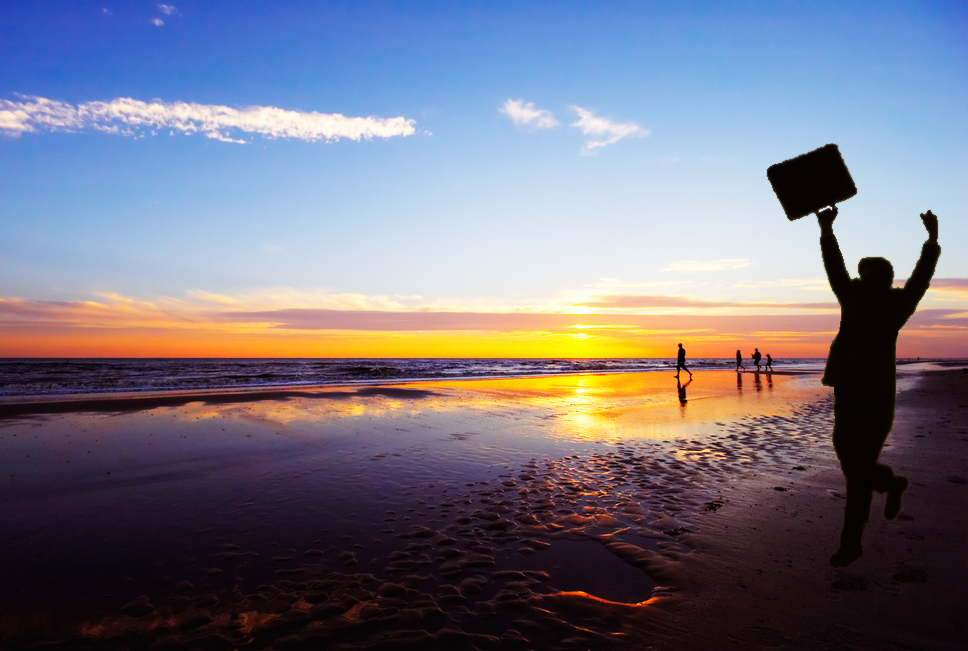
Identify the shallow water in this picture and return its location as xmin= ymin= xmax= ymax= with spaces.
xmin=0 ymin=371 xmax=832 ymax=647
xmin=0 ymin=357 xmax=827 ymax=398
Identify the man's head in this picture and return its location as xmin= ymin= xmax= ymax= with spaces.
xmin=678 ymin=343 xmax=683 ymax=348
xmin=858 ymin=257 xmax=894 ymax=292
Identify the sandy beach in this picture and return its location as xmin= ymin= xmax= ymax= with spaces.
xmin=1 ymin=367 xmax=965 ymax=650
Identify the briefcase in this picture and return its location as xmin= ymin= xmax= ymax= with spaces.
xmin=767 ymin=144 xmax=857 ymax=220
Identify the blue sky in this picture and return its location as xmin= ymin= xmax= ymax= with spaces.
xmin=1 ymin=1 xmax=966 ymax=357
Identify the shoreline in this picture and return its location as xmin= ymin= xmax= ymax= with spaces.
xmin=0 ymin=368 xmax=821 ymax=418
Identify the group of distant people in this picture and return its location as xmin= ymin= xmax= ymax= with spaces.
xmin=673 ymin=343 xmax=773 ymax=378
xmin=735 ymin=348 xmax=773 ymax=372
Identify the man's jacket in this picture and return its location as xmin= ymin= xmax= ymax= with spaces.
xmin=821 ymin=235 xmax=940 ymax=387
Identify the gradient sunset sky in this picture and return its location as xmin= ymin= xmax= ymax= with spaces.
xmin=1 ymin=1 xmax=966 ymax=358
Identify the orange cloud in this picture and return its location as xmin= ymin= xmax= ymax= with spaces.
xmin=2 ymin=291 xmax=966 ymax=358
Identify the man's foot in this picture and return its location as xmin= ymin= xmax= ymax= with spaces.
xmin=884 ymin=475 xmax=909 ymax=521
xmin=830 ymin=544 xmax=863 ymax=568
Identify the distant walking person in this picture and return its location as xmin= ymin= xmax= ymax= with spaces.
xmin=752 ymin=348 xmax=762 ymax=371
xmin=819 ymin=206 xmax=940 ymax=567
xmin=735 ymin=349 xmax=745 ymax=371
xmin=676 ymin=343 xmax=692 ymax=378
xmin=765 ymin=354 xmax=774 ymax=371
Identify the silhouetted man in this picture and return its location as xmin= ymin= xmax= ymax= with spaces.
xmin=676 ymin=343 xmax=692 ymax=378
xmin=735 ymin=349 xmax=745 ymax=371
xmin=819 ymin=206 xmax=940 ymax=567
xmin=752 ymin=348 xmax=762 ymax=371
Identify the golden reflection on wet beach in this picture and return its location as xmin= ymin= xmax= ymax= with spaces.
xmin=173 ymin=371 xmax=829 ymax=444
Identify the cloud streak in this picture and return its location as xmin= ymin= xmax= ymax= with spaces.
xmin=0 ymin=95 xmax=417 ymax=143
xmin=500 ymin=99 xmax=558 ymax=131
xmin=570 ymin=106 xmax=647 ymax=152
xmin=579 ymin=294 xmax=839 ymax=310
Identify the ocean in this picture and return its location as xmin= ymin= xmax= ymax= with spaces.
xmin=0 ymin=358 xmax=827 ymax=399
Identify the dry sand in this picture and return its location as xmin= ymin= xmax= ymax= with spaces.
xmin=0 ymin=368 xmax=964 ymax=650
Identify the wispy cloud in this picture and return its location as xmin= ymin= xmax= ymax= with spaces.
xmin=922 ymin=278 xmax=968 ymax=300
xmin=157 ymin=4 xmax=178 ymax=16
xmin=500 ymin=99 xmax=558 ymax=131
xmin=579 ymin=294 xmax=838 ymax=311
xmin=570 ymin=106 xmax=647 ymax=153
xmin=0 ymin=95 xmax=417 ymax=143
xmin=151 ymin=18 xmax=164 ymax=27
xmin=664 ymin=259 xmax=751 ymax=273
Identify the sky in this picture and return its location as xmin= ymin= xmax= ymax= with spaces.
xmin=1 ymin=1 xmax=966 ymax=358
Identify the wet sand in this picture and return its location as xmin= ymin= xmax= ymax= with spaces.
xmin=0 ymin=368 xmax=964 ymax=649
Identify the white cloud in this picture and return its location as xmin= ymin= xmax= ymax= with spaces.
xmin=0 ymin=95 xmax=417 ymax=143
xmin=157 ymin=4 xmax=178 ymax=15
xmin=570 ymin=106 xmax=647 ymax=153
xmin=663 ymin=259 xmax=751 ymax=273
xmin=500 ymin=99 xmax=558 ymax=131
xmin=151 ymin=18 xmax=164 ymax=27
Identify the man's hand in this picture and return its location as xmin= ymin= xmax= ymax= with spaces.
xmin=817 ymin=206 xmax=838 ymax=234
xmin=920 ymin=210 xmax=938 ymax=242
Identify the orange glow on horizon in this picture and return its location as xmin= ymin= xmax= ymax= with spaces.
xmin=0 ymin=325 xmax=964 ymax=358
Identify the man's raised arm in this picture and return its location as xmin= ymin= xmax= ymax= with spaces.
xmin=900 ymin=211 xmax=942 ymax=321
xmin=818 ymin=206 xmax=851 ymax=302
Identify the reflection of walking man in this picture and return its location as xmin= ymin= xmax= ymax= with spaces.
xmin=676 ymin=343 xmax=693 ymax=378
xmin=819 ymin=206 xmax=940 ymax=567
xmin=677 ymin=376 xmax=692 ymax=404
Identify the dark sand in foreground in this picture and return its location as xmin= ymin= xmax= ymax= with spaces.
xmin=0 ymin=368 xmax=964 ymax=649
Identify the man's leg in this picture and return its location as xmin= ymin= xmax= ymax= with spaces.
xmin=865 ymin=392 xmax=908 ymax=520
xmin=831 ymin=387 xmax=900 ymax=566
xmin=831 ymin=388 xmax=874 ymax=566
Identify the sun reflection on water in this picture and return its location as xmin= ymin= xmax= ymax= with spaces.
xmin=162 ymin=371 xmax=828 ymax=444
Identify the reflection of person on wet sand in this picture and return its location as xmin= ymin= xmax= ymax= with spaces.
xmin=676 ymin=343 xmax=693 ymax=378
xmin=765 ymin=354 xmax=773 ymax=371
xmin=819 ymin=206 xmax=941 ymax=567
xmin=735 ymin=350 xmax=745 ymax=371
xmin=677 ymin=376 xmax=692 ymax=405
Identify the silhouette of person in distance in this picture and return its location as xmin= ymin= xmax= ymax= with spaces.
xmin=765 ymin=354 xmax=773 ymax=371
xmin=752 ymin=348 xmax=762 ymax=371
xmin=736 ymin=349 xmax=745 ymax=371
xmin=819 ymin=205 xmax=941 ymax=567
xmin=676 ymin=343 xmax=693 ymax=378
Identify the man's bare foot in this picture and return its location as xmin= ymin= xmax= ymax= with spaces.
xmin=884 ymin=475 xmax=909 ymax=521
xmin=830 ymin=544 xmax=863 ymax=568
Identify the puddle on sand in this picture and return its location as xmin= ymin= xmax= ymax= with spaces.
xmin=497 ymin=538 xmax=657 ymax=604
